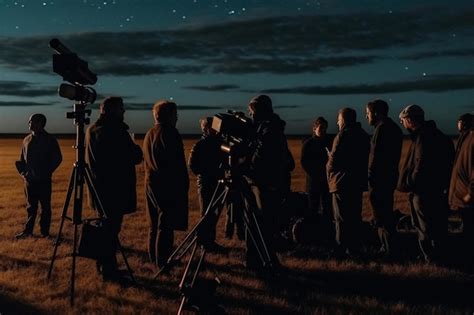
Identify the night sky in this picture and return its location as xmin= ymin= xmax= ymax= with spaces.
xmin=0 ymin=0 xmax=473 ymax=135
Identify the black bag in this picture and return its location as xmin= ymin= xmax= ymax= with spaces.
xmin=77 ymin=219 xmax=115 ymax=260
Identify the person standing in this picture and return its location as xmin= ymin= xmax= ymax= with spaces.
xmin=365 ymin=99 xmax=403 ymax=257
xmin=449 ymin=115 xmax=473 ymax=272
xmin=327 ymin=107 xmax=370 ymax=257
xmin=454 ymin=113 xmax=473 ymax=161
xmin=397 ymin=104 xmax=454 ymax=263
xmin=15 ymin=113 xmax=62 ymax=239
xmin=86 ymin=97 xmax=143 ymax=280
xmin=301 ymin=117 xmax=333 ymax=235
xmin=188 ymin=117 xmax=227 ymax=250
xmin=144 ymin=100 xmax=189 ymax=268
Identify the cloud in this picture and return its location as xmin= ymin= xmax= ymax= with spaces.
xmin=403 ymin=49 xmax=474 ymax=60
xmin=1 ymin=6 xmax=472 ymax=76
xmin=274 ymin=105 xmax=301 ymax=109
xmin=258 ymin=74 xmax=474 ymax=95
xmin=0 ymin=100 xmax=51 ymax=106
xmin=0 ymin=80 xmax=57 ymax=97
xmin=184 ymin=84 xmax=240 ymax=91
xmin=125 ymin=103 xmax=225 ymax=111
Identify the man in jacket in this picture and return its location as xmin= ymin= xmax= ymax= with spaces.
xmin=301 ymin=116 xmax=333 ymax=236
xmin=86 ymin=97 xmax=143 ymax=280
xmin=365 ymin=99 xmax=403 ymax=257
xmin=455 ymin=113 xmax=473 ymax=161
xmin=188 ymin=117 xmax=227 ymax=250
xmin=449 ymin=116 xmax=473 ymax=271
xmin=16 ymin=113 xmax=62 ymax=238
xmin=397 ymin=104 xmax=454 ymax=263
xmin=144 ymin=100 xmax=189 ymax=268
xmin=245 ymin=94 xmax=289 ymax=269
xmin=327 ymin=107 xmax=370 ymax=257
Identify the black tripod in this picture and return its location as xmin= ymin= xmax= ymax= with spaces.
xmin=154 ymin=147 xmax=275 ymax=314
xmin=46 ymin=102 xmax=134 ymax=306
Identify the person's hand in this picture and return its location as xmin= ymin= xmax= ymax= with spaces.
xmin=462 ymin=193 xmax=472 ymax=204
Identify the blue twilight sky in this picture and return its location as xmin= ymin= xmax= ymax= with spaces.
xmin=0 ymin=0 xmax=473 ymax=135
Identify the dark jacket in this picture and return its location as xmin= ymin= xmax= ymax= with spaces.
xmin=143 ymin=123 xmax=189 ymax=230
xmin=86 ymin=116 xmax=143 ymax=215
xmin=397 ymin=120 xmax=454 ymax=195
xmin=188 ymin=134 xmax=225 ymax=188
xmin=19 ymin=130 xmax=62 ymax=182
xmin=301 ymin=135 xmax=333 ymax=192
xmin=327 ymin=122 xmax=370 ymax=193
xmin=248 ymin=113 xmax=290 ymax=190
xmin=449 ymin=130 xmax=473 ymax=210
xmin=368 ymin=117 xmax=403 ymax=191
xmin=454 ymin=130 xmax=471 ymax=162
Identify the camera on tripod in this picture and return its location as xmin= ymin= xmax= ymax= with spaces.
xmin=211 ymin=110 xmax=254 ymax=159
xmin=50 ymin=38 xmax=97 ymax=105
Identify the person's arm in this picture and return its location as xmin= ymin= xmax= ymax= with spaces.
xmin=300 ymin=139 xmax=315 ymax=175
xmin=49 ymin=137 xmax=63 ymax=173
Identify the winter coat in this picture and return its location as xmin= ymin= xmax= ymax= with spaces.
xmin=301 ymin=135 xmax=333 ymax=192
xmin=327 ymin=122 xmax=370 ymax=193
xmin=143 ymin=123 xmax=189 ymax=230
xmin=397 ymin=120 xmax=454 ymax=195
xmin=247 ymin=113 xmax=290 ymax=190
xmin=18 ymin=130 xmax=62 ymax=182
xmin=368 ymin=117 xmax=403 ymax=191
xmin=86 ymin=116 xmax=143 ymax=215
xmin=449 ymin=130 xmax=473 ymax=210
xmin=188 ymin=134 xmax=226 ymax=188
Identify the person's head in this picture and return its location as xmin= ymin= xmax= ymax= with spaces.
xmin=312 ymin=116 xmax=328 ymax=137
xmin=248 ymin=94 xmax=273 ymax=122
xmin=100 ymin=96 xmax=125 ymax=121
xmin=399 ymin=104 xmax=424 ymax=132
xmin=366 ymin=99 xmax=389 ymax=126
xmin=199 ymin=117 xmax=214 ymax=136
xmin=337 ymin=107 xmax=356 ymax=131
xmin=456 ymin=113 xmax=473 ymax=133
xmin=28 ymin=113 xmax=47 ymax=134
xmin=153 ymin=100 xmax=178 ymax=126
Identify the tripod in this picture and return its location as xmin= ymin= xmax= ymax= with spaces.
xmin=46 ymin=102 xmax=135 ymax=306
xmin=154 ymin=148 xmax=275 ymax=314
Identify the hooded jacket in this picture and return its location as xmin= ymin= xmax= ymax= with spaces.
xmin=327 ymin=122 xmax=370 ymax=193
xmin=397 ymin=120 xmax=454 ymax=195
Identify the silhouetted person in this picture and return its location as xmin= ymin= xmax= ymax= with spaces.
xmin=301 ymin=117 xmax=333 ymax=233
xmin=327 ymin=107 xmax=370 ymax=257
xmin=144 ymin=100 xmax=189 ymax=268
xmin=365 ymin=99 xmax=403 ymax=257
xmin=455 ymin=113 xmax=473 ymax=161
xmin=245 ymin=94 xmax=289 ymax=269
xmin=15 ymin=113 xmax=62 ymax=239
xmin=188 ymin=117 xmax=228 ymax=249
xmin=86 ymin=97 xmax=143 ymax=281
xmin=449 ymin=115 xmax=473 ymax=272
xmin=397 ymin=104 xmax=454 ymax=263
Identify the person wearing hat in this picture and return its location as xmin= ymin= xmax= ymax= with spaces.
xmin=245 ymin=94 xmax=290 ymax=269
xmin=397 ymin=104 xmax=454 ymax=263
xmin=86 ymin=96 xmax=143 ymax=281
xmin=188 ymin=117 xmax=230 ymax=250
xmin=143 ymin=100 xmax=189 ymax=269
xmin=327 ymin=107 xmax=370 ymax=258
xmin=365 ymin=99 xmax=403 ymax=258
xmin=15 ymin=113 xmax=63 ymax=239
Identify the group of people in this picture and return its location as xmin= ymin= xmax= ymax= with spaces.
xmin=14 ymin=94 xmax=473 ymax=282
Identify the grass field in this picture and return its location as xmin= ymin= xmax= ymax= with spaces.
xmin=0 ymin=137 xmax=472 ymax=315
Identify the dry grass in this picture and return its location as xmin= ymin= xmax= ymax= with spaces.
xmin=0 ymin=138 xmax=472 ymax=315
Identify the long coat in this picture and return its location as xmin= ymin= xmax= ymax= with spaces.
xmin=86 ymin=116 xmax=143 ymax=215
xmin=397 ymin=120 xmax=454 ymax=195
xmin=449 ymin=130 xmax=473 ymax=210
xmin=327 ymin=122 xmax=370 ymax=193
xmin=143 ymin=123 xmax=189 ymax=231
xmin=301 ymin=135 xmax=332 ymax=193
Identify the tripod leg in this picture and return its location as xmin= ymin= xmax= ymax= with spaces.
xmin=70 ymin=223 xmax=78 ymax=306
xmin=117 ymin=240 xmax=136 ymax=283
xmin=48 ymin=166 xmax=77 ymax=280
